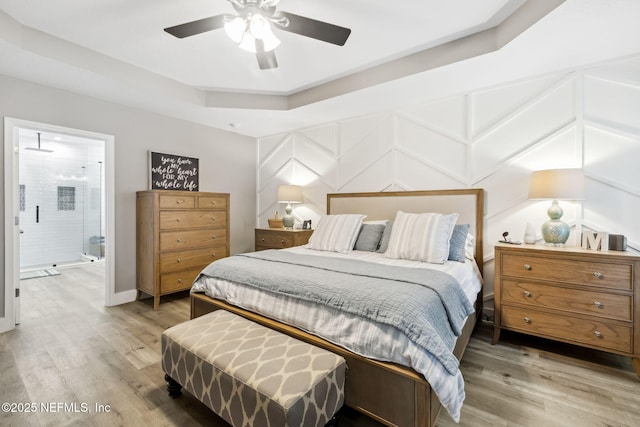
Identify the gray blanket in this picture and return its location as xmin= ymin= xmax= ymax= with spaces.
xmin=197 ymin=250 xmax=475 ymax=374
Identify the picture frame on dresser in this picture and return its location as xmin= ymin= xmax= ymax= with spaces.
xmin=148 ymin=150 xmax=199 ymax=191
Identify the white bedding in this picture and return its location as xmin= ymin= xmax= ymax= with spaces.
xmin=191 ymin=247 xmax=483 ymax=422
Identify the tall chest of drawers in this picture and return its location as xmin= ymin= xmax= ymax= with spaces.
xmin=136 ymin=190 xmax=230 ymax=310
xmin=493 ymin=242 xmax=640 ymax=378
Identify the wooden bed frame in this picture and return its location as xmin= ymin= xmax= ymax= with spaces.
xmin=190 ymin=189 xmax=485 ymax=427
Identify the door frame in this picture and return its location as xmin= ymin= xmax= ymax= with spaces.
xmin=2 ymin=117 xmax=116 ymax=333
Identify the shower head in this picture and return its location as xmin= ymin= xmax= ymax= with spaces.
xmin=25 ymin=132 xmax=54 ymax=153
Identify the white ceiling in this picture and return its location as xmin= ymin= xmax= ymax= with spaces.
xmin=1 ymin=0 xmax=640 ymax=138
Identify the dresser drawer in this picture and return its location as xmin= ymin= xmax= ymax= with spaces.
xmin=501 ymin=305 xmax=632 ymax=353
xmin=159 ymin=248 xmax=227 ymax=273
xmin=502 ymin=280 xmax=632 ymax=321
xmin=198 ymin=196 xmax=227 ymax=209
xmin=160 ymin=267 xmax=202 ymax=294
xmin=159 ymin=210 xmax=227 ymax=230
xmin=159 ymin=229 xmax=227 ymax=251
xmin=255 ymin=231 xmax=294 ymax=248
xmin=159 ymin=194 xmax=196 ymax=209
xmin=501 ymin=254 xmax=632 ymax=290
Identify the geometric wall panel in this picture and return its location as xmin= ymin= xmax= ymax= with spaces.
xmin=472 ymin=77 xmax=576 ymax=180
xmin=398 ymin=95 xmax=468 ymax=141
xmin=470 ymin=73 xmax=567 ymax=137
xmin=584 ymin=126 xmax=640 ymax=195
xmin=257 ymin=54 xmax=640 ymax=307
xmin=584 ymin=75 xmax=640 ymax=133
xmin=396 ymin=116 xmax=468 ymax=182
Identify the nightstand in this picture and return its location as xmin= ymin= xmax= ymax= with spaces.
xmin=493 ymin=242 xmax=640 ymax=379
xmin=255 ymin=228 xmax=313 ymax=251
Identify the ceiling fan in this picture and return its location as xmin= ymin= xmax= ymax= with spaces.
xmin=164 ymin=0 xmax=351 ymax=70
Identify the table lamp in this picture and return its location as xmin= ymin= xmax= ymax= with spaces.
xmin=277 ymin=185 xmax=303 ymax=228
xmin=528 ymin=168 xmax=585 ymax=245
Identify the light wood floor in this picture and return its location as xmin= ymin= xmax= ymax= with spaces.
xmin=1 ymin=262 xmax=639 ymax=427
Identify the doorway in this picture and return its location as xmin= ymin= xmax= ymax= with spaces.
xmin=3 ymin=118 xmax=115 ymax=332
xmin=18 ymin=129 xmax=105 ymax=274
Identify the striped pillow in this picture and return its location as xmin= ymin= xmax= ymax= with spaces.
xmin=307 ymin=214 xmax=366 ymax=253
xmin=385 ymin=211 xmax=459 ymax=264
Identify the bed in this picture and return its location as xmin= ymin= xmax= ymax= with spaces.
xmin=190 ymin=189 xmax=484 ymax=427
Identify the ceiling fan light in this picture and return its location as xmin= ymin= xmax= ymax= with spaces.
xmin=248 ymin=14 xmax=270 ymax=39
xmin=260 ymin=28 xmax=280 ymax=52
xmin=248 ymin=14 xmax=280 ymax=51
xmin=238 ymin=32 xmax=257 ymax=53
xmin=224 ymin=17 xmax=246 ymax=43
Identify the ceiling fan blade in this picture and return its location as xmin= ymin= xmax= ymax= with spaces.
xmin=256 ymin=40 xmax=278 ymax=69
xmin=164 ymin=15 xmax=226 ymax=38
xmin=278 ymin=12 xmax=351 ymax=46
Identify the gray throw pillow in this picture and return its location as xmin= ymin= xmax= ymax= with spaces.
xmin=376 ymin=221 xmax=394 ymax=253
xmin=354 ymin=223 xmax=386 ymax=251
xmin=448 ymin=224 xmax=470 ymax=262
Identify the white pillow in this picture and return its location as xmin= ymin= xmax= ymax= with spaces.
xmin=307 ymin=214 xmax=366 ymax=253
xmin=385 ymin=211 xmax=459 ymax=264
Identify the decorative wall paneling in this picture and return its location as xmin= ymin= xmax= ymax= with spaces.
xmin=257 ymin=54 xmax=640 ymax=316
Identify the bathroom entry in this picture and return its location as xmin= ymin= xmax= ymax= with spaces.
xmin=18 ymin=129 xmax=105 ymax=273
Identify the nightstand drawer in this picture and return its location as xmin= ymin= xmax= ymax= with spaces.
xmin=160 ymin=229 xmax=227 ymax=251
xmin=501 ymin=305 xmax=632 ymax=353
xmin=255 ymin=231 xmax=294 ymax=248
xmin=159 ymin=248 xmax=227 ymax=273
xmin=502 ymin=254 xmax=632 ymax=290
xmin=501 ymin=280 xmax=632 ymax=321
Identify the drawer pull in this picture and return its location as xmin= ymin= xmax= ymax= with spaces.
xmin=176 ymin=258 xmax=181 ymax=263
xmin=212 ymin=252 xmax=216 ymax=257
xmin=211 ymin=217 xmax=217 ymax=221
xmin=594 ymin=301 xmax=603 ymax=309
xmin=177 ymin=278 xmax=182 ymax=284
xmin=176 ymin=200 xmax=183 ymax=204
xmin=523 ymin=291 xmax=532 ymax=298
xmin=261 ymin=238 xmax=265 ymax=242
xmin=524 ymin=264 xmax=531 ymax=270
xmin=280 ymin=240 xmax=285 ymax=244
xmin=211 ymin=235 xmax=216 ymax=239
xmin=593 ymin=271 xmax=603 ymax=279
xmin=524 ymin=317 xmax=531 ymax=324
xmin=176 ymin=238 xmax=182 ymax=243
xmin=594 ymin=330 xmax=602 ymax=338
xmin=176 ymin=218 xmax=181 ymax=223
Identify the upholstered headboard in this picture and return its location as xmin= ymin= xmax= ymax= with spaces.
xmin=327 ymin=189 xmax=485 ymax=276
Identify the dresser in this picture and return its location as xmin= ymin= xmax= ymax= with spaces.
xmin=255 ymin=228 xmax=313 ymax=251
xmin=493 ymin=242 xmax=640 ymax=378
xmin=136 ymin=190 xmax=230 ymax=310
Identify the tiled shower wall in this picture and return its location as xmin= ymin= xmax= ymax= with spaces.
xmin=257 ymin=54 xmax=640 ymax=307
xmin=19 ymin=132 xmax=104 ymax=269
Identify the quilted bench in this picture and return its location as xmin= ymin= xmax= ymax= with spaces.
xmin=161 ymin=309 xmax=346 ymax=427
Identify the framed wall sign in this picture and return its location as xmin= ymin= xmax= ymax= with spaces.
xmin=149 ymin=151 xmax=199 ymax=191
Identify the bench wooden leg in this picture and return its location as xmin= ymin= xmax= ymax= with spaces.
xmin=164 ymin=373 xmax=182 ymax=398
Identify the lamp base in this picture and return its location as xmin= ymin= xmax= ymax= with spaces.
xmin=282 ymin=203 xmax=294 ymax=228
xmin=541 ymin=200 xmax=570 ymax=245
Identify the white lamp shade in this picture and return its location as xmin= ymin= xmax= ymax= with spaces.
xmin=278 ymin=185 xmax=303 ymax=203
xmin=528 ymin=169 xmax=586 ymax=200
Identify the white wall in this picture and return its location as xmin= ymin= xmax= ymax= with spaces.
xmin=1 ymin=74 xmax=256 ymax=305
xmin=257 ymin=54 xmax=640 ymax=313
